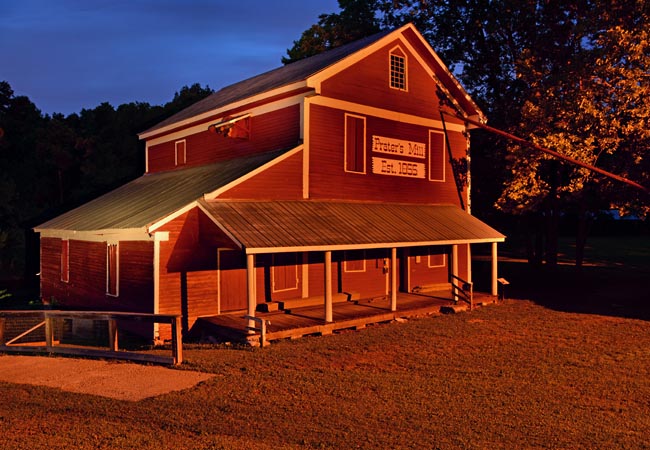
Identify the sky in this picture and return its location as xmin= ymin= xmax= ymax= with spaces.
xmin=0 ymin=0 xmax=341 ymax=116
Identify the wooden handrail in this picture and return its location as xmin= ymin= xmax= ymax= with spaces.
xmin=449 ymin=274 xmax=474 ymax=310
xmin=0 ymin=310 xmax=183 ymax=365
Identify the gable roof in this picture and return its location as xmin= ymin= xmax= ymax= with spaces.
xmin=199 ymin=200 xmax=505 ymax=254
xmin=35 ymin=150 xmax=288 ymax=232
xmin=140 ymin=24 xmax=483 ymax=138
xmin=141 ymin=30 xmax=392 ymax=136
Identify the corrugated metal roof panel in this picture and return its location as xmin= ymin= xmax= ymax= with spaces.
xmin=36 ymin=150 xmax=288 ymax=231
xmin=143 ymin=30 xmax=392 ymax=135
xmin=200 ymin=200 xmax=505 ymax=252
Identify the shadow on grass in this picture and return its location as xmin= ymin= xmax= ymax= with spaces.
xmin=473 ymin=257 xmax=650 ymax=321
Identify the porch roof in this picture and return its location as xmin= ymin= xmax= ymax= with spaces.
xmin=199 ymin=200 xmax=505 ymax=254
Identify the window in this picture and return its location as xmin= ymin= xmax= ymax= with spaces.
xmin=60 ymin=240 xmax=69 ymax=283
xmin=344 ymin=250 xmax=366 ymax=273
xmin=427 ymin=247 xmax=446 ymax=268
xmin=344 ymin=114 xmax=366 ymax=173
xmin=429 ymin=130 xmax=445 ymax=181
xmin=389 ymin=48 xmax=407 ymax=91
xmin=107 ymin=243 xmax=119 ymax=296
xmin=175 ymin=140 xmax=186 ymax=166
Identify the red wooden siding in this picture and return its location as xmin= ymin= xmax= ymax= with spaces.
xmin=345 ymin=114 xmax=366 ymax=173
xmin=158 ymin=208 xmax=220 ymax=328
xmin=147 ymin=105 xmax=301 ymax=173
xmin=320 ymin=40 xmax=444 ymax=120
xmin=217 ymin=150 xmax=303 ymax=200
xmin=40 ymin=237 xmax=153 ymax=313
xmin=309 ymin=104 xmax=468 ymax=205
xmin=60 ymin=239 xmax=69 ymax=282
xmin=407 ymin=246 xmax=448 ymax=291
xmin=338 ymin=249 xmax=390 ymax=298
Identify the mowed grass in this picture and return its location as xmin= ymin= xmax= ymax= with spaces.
xmin=1 ymin=236 xmax=650 ymax=449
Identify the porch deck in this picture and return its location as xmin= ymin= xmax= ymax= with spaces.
xmin=194 ymin=291 xmax=496 ymax=346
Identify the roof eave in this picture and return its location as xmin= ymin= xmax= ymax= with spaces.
xmin=138 ymin=81 xmax=310 ymax=141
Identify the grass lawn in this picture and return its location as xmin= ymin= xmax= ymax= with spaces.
xmin=1 ymin=236 xmax=649 ymax=449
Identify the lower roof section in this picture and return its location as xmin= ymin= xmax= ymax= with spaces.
xmin=199 ymin=200 xmax=505 ymax=254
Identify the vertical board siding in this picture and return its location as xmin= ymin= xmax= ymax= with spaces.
xmin=147 ymin=105 xmax=300 ymax=173
xmin=408 ymin=246 xmax=448 ymax=291
xmin=320 ymin=40 xmax=443 ymax=119
xmin=40 ymin=237 xmax=153 ymax=313
xmin=218 ymin=151 xmax=303 ymax=200
xmin=309 ymin=104 xmax=468 ymax=206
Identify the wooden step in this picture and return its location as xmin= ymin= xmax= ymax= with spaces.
xmin=279 ymin=292 xmax=350 ymax=310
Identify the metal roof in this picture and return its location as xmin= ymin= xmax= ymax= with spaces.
xmin=35 ymin=150 xmax=287 ymax=232
xmin=142 ymin=30 xmax=392 ymax=135
xmin=199 ymin=200 xmax=505 ymax=254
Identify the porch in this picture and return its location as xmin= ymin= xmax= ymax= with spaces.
xmin=193 ymin=290 xmax=497 ymax=346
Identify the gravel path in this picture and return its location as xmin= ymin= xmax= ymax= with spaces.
xmin=0 ymin=355 xmax=214 ymax=401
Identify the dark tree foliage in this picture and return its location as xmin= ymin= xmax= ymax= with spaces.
xmin=0 ymin=82 xmax=213 ymax=281
xmin=282 ymin=0 xmax=382 ymax=64
xmin=285 ymin=0 xmax=650 ymax=268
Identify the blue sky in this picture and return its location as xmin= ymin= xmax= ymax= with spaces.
xmin=0 ymin=0 xmax=340 ymax=115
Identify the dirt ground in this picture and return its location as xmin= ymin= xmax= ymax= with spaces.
xmin=0 ymin=354 xmax=213 ymax=401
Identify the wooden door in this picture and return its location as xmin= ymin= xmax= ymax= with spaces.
xmin=272 ymin=253 xmax=299 ymax=293
xmin=218 ymin=250 xmax=247 ymax=312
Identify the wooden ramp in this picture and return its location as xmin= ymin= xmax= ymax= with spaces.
xmin=195 ymin=291 xmax=491 ymax=346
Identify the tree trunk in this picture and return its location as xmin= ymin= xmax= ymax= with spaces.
xmin=575 ymin=209 xmax=591 ymax=270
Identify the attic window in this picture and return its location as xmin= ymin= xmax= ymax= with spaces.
xmin=389 ymin=48 xmax=407 ymax=91
xmin=208 ymin=114 xmax=250 ymax=139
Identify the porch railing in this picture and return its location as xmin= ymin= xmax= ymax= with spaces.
xmin=449 ymin=275 xmax=474 ymax=310
xmin=0 ymin=310 xmax=183 ymax=365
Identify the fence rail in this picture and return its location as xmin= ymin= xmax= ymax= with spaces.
xmin=0 ymin=310 xmax=182 ymax=365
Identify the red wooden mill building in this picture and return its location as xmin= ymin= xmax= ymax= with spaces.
xmin=35 ymin=24 xmax=505 ymax=344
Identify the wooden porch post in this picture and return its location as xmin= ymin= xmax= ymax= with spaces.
xmin=246 ymin=253 xmax=256 ymax=332
xmin=390 ymin=247 xmax=397 ymax=312
xmin=491 ymin=242 xmax=498 ymax=296
xmin=324 ymin=251 xmax=333 ymax=323
xmin=451 ymin=244 xmax=459 ymax=302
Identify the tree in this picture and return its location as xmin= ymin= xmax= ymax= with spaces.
xmin=282 ymin=0 xmax=381 ymax=64
xmin=287 ymin=0 xmax=649 ymax=268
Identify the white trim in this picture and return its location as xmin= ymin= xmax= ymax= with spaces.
xmin=147 ymin=202 xmax=198 ymax=233
xmin=106 ymin=242 xmax=119 ymax=297
xmin=428 ymin=130 xmax=446 ymax=182
xmin=343 ymin=249 xmax=366 ymax=272
xmin=271 ymin=253 xmax=299 ymax=293
xmin=303 ymin=97 xmax=311 ymax=199
xmin=153 ymin=238 xmax=161 ymax=340
xmin=308 ymin=96 xmax=465 ymax=132
xmin=145 ymin=142 xmax=150 ymax=173
xmin=306 ymin=23 xmax=484 ymax=122
xmin=344 ymin=113 xmax=367 ymax=174
xmin=389 ymin=45 xmax=408 ymax=92
xmin=139 ymin=85 xmax=309 ymax=142
xmin=196 ymin=202 xmax=243 ymax=250
xmin=245 ymin=238 xmax=505 ymax=255
xmin=174 ymin=139 xmax=186 ymax=166
xmin=427 ymin=251 xmax=446 ymax=268
xmin=36 ymin=228 xmax=152 ymax=242
xmin=205 ymin=145 xmax=303 ymax=200
xmin=301 ymin=252 xmax=309 ymax=298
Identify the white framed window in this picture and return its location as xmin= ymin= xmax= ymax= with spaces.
xmin=344 ymin=113 xmax=366 ymax=174
xmin=175 ymin=140 xmax=186 ymax=166
xmin=60 ymin=239 xmax=69 ymax=283
xmin=389 ymin=47 xmax=407 ymax=91
xmin=344 ymin=250 xmax=366 ymax=273
xmin=106 ymin=243 xmax=119 ymax=297
xmin=428 ymin=130 xmax=446 ymax=182
xmin=427 ymin=248 xmax=446 ymax=268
